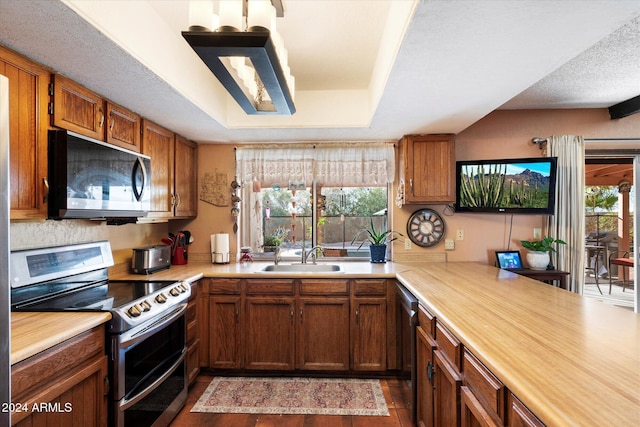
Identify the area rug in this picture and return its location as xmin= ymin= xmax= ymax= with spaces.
xmin=191 ymin=377 xmax=389 ymax=416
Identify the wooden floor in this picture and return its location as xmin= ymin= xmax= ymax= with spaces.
xmin=170 ymin=374 xmax=415 ymax=427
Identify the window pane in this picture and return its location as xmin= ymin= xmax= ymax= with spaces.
xmin=257 ymin=185 xmax=388 ymax=258
xmin=318 ymin=187 xmax=388 ymax=257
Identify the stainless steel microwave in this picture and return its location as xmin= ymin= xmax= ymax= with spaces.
xmin=48 ymin=130 xmax=151 ymax=220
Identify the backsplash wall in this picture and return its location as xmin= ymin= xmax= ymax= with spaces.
xmin=10 ymin=220 xmax=167 ymax=251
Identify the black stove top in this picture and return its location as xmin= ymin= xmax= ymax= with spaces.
xmin=12 ymin=280 xmax=180 ymax=312
xmin=10 ymin=241 xmax=190 ymax=333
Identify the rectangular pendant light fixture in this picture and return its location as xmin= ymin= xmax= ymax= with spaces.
xmin=183 ymin=30 xmax=295 ymax=115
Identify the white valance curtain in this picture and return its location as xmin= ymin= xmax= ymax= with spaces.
xmin=235 ymin=143 xmax=395 ymax=186
xmin=546 ymin=135 xmax=585 ymax=294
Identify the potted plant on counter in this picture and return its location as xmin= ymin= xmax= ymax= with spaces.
xmin=520 ymin=236 xmax=566 ymax=270
xmin=351 ymin=217 xmax=403 ymax=263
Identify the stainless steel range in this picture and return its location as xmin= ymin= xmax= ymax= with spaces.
xmin=10 ymin=241 xmax=190 ymax=427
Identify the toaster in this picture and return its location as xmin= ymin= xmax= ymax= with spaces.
xmin=131 ymin=245 xmax=171 ymax=274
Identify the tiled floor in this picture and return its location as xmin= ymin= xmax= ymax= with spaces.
xmin=170 ymin=374 xmax=415 ymax=427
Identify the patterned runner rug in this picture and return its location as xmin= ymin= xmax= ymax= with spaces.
xmin=191 ymin=377 xmax=389 ymax=416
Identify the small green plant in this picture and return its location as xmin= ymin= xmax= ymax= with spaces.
xmin=520 ymin=236 xmax=566 ymax=253
xmin=351 ymin=217 xmax=402 ymax=250
xmin=264 ymin=226 xmax=289 ymax=247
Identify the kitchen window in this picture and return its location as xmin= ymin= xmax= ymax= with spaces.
xmin=236 ymin=144 xmax=395 ymax=259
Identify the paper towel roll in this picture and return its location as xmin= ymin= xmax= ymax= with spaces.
xmin=210 ymin=234 xmax=217 ymax=264
xmin=214 ymin=233 xmax=230 ymax=264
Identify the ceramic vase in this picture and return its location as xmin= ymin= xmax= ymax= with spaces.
xmin=526 ymin=250 xmax=550 ymax=270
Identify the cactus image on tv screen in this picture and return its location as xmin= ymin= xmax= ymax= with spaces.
xmin=455 ymin=157 xmax=557 ymax=214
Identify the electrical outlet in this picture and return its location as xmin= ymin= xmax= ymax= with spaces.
xmin=533 ymin=228 xmax=542 ymax=239
xmin=405 ymin=239 xmax=412 ymax=250
xmin=456 ymin=229 xmax=464 ymax=240
xmin=445 ymin=238 xmax=455 ymax=250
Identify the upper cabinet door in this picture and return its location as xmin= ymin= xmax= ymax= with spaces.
xmin=141 ymin=119 xmax=175 ymax=219
xmin=50 ymin=74 xmax=105 ymax=140
xmin=1 ymin=46 xmax=49 ymax=220
xmin=401 ymin=134 xmax=456 ymax=204
xmin=106 ymin=101 xmax=141 ymax=152
xmin=174 ymin=135 xmax=198 ymax=218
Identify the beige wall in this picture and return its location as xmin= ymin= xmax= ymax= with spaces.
xmin=169 ymin=144 xmax=238 ymax=261
xmin=12 ymin=108 xmax=638 ymax=266
xmin=392 ymin=108 xmax=640 ymax=264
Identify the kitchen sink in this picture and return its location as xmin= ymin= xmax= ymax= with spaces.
xmin=260 ymin=264 xmax=344 ymax=273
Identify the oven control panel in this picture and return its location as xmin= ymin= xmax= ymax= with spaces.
xmin=111 ymin=282 xmax=191 ymax=332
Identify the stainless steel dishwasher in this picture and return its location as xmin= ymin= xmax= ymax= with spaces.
xmin=396 ymin=282 xmax=419 ymax=422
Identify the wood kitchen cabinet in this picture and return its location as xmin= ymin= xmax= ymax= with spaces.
xmin=507 ymin=394 xmax=545 ymax=427
xmin=141 ymin=119 xmax=175 ymax=219
xmin=141 ymin=120 xmax=198 ymax=220
xmin=207 ymin=279 xmax=243 ymax=369
xmin=51 ymin=74 xmax=141 ymax=152
xmin=50 ymin=74 xmax=105 ymax=141
xmin=174 ymin=135 xmax=198 ymax=218
xmin=186 ymin=281 xmax=200 ymax=386
xmin=416 ymin=305 xmax=436 ymax=427
xmin=461 ymin=349 xmax=505 ymax=427
xmin=203 ymin=278 xmax=396 ymax=375
xmin=433 ymin=320 xmax=462 ymax=427
xmin=0 ymin=45 xmax=49 ymax=220
xmin=11 ymin=326 xmax=107 ymax=427
xmin=352 ymin=279 xmax=387 ymax=371
xmin=105 ymin=101 xmax=141 ymax=152
xmin=399 ymin=134 xmax=455 ymax=204
xmin=245 ymin=279 xmax=296 ymax=370
xmin=297 ymin=279 xmax=350 ymax=371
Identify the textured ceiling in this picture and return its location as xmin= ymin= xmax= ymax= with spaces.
xmin=1 ymin=0 xmax=639 ymax=144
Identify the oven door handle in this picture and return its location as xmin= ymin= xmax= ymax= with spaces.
xmin=119 ymin=304 xmax=186 ymax=348
xmin=119 ymin=351 xmax=185 ymax=411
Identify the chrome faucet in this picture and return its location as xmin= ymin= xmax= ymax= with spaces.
xmin=273 ymin=246 xmax=282 ymax=265
xmin=302 ymin=246 xmax=324 ymax=264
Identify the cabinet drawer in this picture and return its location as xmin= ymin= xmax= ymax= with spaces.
xmin=11 ymin=326 xmax=105 ymax=400
xmin=299 ymin=279 xmax=348 ymax=295
xmin=418 ymin=304 xmax=435 ymax=339
xmin=508 ymin=393 xmax=545 ymax=427
xmin=353 ymin=279 xmax=386 ymax=295
xmin=246 ymin=279 xmax=294 ymax=295
xmin=186 ymin=300 xmax=197 ymax=324
xmin=208 ymin=279 xmax=241 ymax=295
xmin=186 ymin=317 xmax=198 ymax=344
xmin=463 ymin=349 xmax=505 ymax=422
xmin=435 ymin=319 xmax=461 ymax=369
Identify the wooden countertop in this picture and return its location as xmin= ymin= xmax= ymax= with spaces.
xmin=110 ymin=260 xmax=414 ymax=281
xmin=11 ymin=312 xmax=112 ymax=365
xmin=397 ymin=263 xmax=640 ymax=427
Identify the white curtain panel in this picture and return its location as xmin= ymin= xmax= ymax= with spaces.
xmin=313 ymin=143 xmax=395 ymax=186
xmin=235 ymin=143 xmax=395 ymax=186
xmin=546 ymin=135 xmax=585 ymax=294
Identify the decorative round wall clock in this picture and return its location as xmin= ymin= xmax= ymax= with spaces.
xmin=406 ymin=208 xmax=446 ymax=247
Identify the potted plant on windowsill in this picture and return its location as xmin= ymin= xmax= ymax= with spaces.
xmin=351 ymin=217 xmax=403 ymax=263
xmin=520 ymin=236 xmax=567 ymax=270
xmin=263 ymin=227 xmax=288 ymax=252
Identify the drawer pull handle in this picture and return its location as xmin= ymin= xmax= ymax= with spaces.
xmin=427 ymin=361 xmax=434 ymax=382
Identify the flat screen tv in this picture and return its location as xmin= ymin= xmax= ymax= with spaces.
xmin=455 ymin=157 xmax=558 ymax=214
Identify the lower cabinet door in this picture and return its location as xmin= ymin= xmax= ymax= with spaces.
xmin=433 ymin=349 xmax=462 ymax=427
xmin=245 ymin=297 xmax=295 ymax=370
xmin=209 ymin=296 xmax=242 ymax=369
xmin=417 ymin=325 xmax=436 ymax=427
xmin=297 ymin=297 xmax=350 ymax=371
xmin=353 ymin=297 xmax=387 ymax=371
